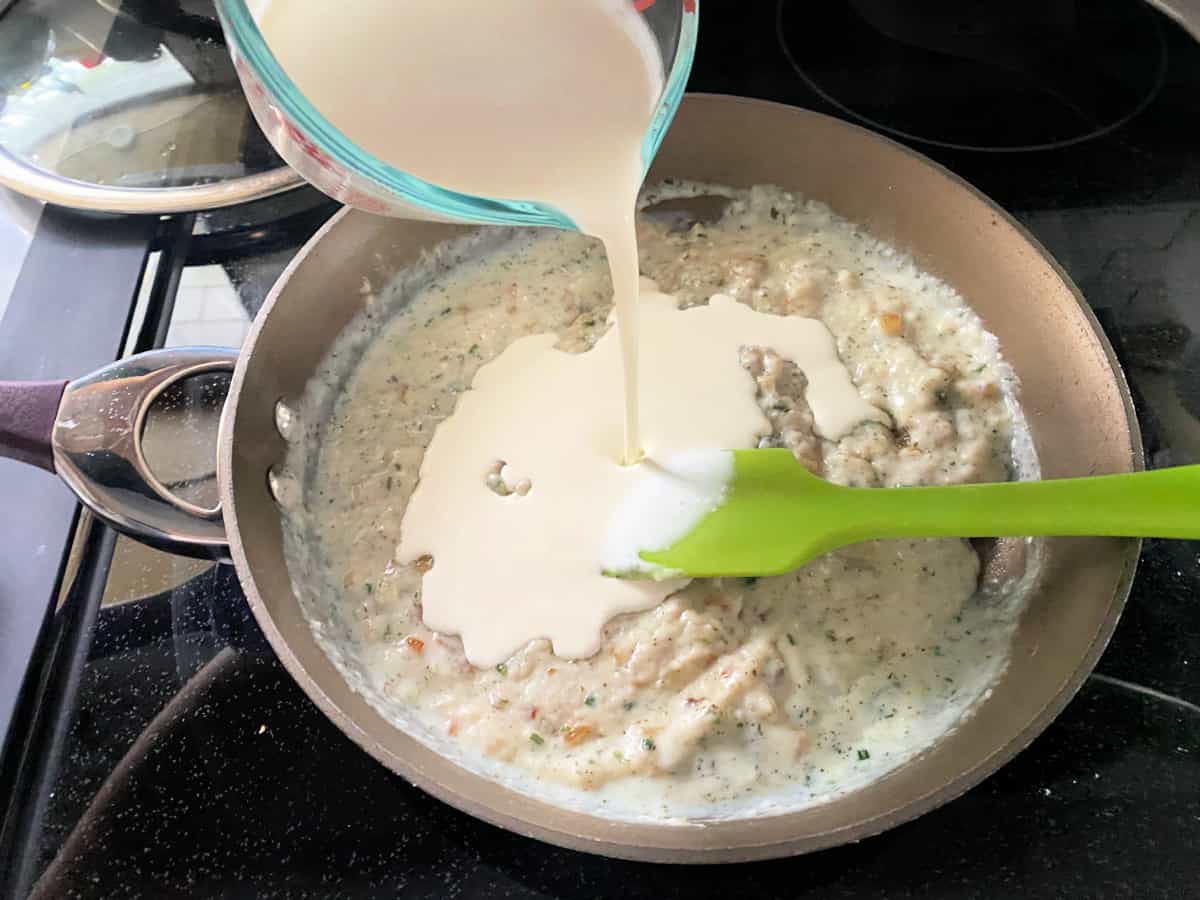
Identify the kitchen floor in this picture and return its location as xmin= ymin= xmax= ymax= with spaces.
xmin=165 ymin=264 xmax=250 ymax=349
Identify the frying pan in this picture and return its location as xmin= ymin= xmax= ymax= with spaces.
xmin=0 ymin=96 xmax=1141 ymax=862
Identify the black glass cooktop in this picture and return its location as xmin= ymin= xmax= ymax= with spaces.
xmin=1 ymin=1 xmax=1198 ymax=897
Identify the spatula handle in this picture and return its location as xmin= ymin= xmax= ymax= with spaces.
xmin=834 ymin=465 xmax=1200 ymax=542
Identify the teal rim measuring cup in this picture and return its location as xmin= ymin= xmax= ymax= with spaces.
xmin=216 ymin=0 xmax=699 ymax=227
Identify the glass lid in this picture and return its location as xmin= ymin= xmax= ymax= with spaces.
xmin=0 ymin=0 xmax=301 ymax=213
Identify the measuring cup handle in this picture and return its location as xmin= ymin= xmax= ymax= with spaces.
xmin=0 ymin=380 xmax=68 ymax=471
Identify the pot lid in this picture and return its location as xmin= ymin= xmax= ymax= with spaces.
xmin=0 ymin=0 xmax=301 ymax=214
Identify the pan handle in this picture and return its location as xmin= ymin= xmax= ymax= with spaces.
xmin=12 ymin=348 xmax=240 ymax=561
xmin=0 ymin=379 xmax=68 ymax=471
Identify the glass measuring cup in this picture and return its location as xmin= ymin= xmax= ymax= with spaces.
xmin=215 ymin=0 xmax=698 ymax=225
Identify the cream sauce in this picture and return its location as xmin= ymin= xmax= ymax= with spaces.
xmin=257 ymin=0 xmax=662 ymax=462
xmin=398 ymin=282 xmax=887 ymax=666
xmin=279 ymin=184 xmax=1037 ymax=820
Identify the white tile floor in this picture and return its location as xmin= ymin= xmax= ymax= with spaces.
xmin=165 ymin=264 xmax=249 ymax=348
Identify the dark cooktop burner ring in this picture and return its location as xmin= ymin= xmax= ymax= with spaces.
xmin=776 ymin=0 xmax=1170 ymax=153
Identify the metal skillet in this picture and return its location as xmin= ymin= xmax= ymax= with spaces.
xmin=0 ymin=95 xmax=1140 ymax=861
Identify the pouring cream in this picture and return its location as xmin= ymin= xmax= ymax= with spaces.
xmin=257 ymin=0 xmax=662 ymax=462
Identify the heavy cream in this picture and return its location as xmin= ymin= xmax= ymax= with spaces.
xmin=257 ymin=0 xmax=662 ymax=461
xmin=397 ymin=282 xmax=887 ymax=666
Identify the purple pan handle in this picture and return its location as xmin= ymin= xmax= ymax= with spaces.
xmin=0 ymin=379 xmax=68 ymax=472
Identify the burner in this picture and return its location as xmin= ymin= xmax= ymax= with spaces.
xmin=777 ymin=0 xmax=1168 ymax=152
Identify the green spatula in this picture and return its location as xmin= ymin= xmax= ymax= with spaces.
xmin=625 ymin=448 xmax=1200 ymax=579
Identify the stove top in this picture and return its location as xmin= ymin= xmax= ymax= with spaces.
xmin=1 ymin=1 xmax=1198 ymax=897
xmin=778 ymin=0 xmax=1170 ymax=153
